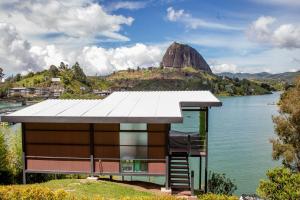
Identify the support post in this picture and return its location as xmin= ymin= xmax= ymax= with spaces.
xmin=199 ymin=156 xmax=202 ymax=190
xmin=165 ymin=155 xmax=170 ymax=189
xmin=191 ymin=170 xmax=194 ymax=196
xmin=204 ymin=108 xmax=209 ymax=193
xmin=21 ymin=123 xmax=26 ymax=184
xmin=89 ymin=124 xmax=95 ymax=177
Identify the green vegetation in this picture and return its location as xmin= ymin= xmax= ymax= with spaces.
xmin=0 ymin=178 xmax=240 ymax=200
xmin=257 ymin=167 xmax=300 ymax=200
xmin=0 ymin=125 xmax=22 ymax=184
xmin=198 ymin=193 xmax=238 ymax=200
xmin=271 ymin=76 xmax=300 ymax=171
xmin=0 ymin=185 xmax=68 ymax=200
xmin=39 ymin=179 xmax=154 ymax=199
xmin=207 ymin=172 xmax=237 ymax=195
xmin=256 ymin=76 xmax=300 ymax=199
xmin=1 ymin=64 xmax=274 ymax=99
xmin=107 ymin=67 xmax=272 ymax=96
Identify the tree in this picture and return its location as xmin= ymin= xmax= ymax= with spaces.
xmin=49 ymin=65 xmax=59 ymax=77
xmin=0 ymin=67 xmax=4 ymax=80
xmin=257 ymin=167 xmax=300 ymax=200
xmin=0 ymin=129 xmax=12 ymax=184
xmin=72 ymin=62 xmax=87 ymax=83
xmin=271 ymin=76 xmax=300 ymax=171
xmin=59 ymin=62 xmax=67 ymax=70
xmin=208 ymin=172 xmax=237 ymax=195
xmin=0 ymin=130 xmax=8 ymax=171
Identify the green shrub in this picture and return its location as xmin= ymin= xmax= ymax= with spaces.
xmin=208 ymin=172 xmax=237 ymax=195
xmin=198 ymin=193 xmax=238 ymax=200
xmin=257 ymin=167 xmax=300 ymax=200
xmin=0 ymin=185 xmax=69 ymax=200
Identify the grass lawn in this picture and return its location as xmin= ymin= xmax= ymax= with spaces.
xmin=36 ymin=179 xmax=155 ymax=199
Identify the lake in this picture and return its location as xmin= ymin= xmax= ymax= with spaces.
xmin=0 ymin=92 xmax=280 ymax=195
xmin=189 ymin=92 xmax=280 ymax=195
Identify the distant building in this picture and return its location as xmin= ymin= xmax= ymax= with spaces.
xmin=8 ymin=87 xmax=35 ymax=97
xmin=93 ymin=89 xmax=111 ymax=97
xmin=34 ymin=88 xmax=50 ymax=97
xmin=51 ymin=78 xmax=61 ymax=82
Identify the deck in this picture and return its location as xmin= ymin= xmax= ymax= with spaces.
xmin=169 ymin=131 xmax=207 ymax=157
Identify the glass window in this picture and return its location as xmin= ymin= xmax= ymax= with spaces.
xmin=171 ymin=111 xmax=200 ymax=132
xmin=120 ymin=123 xmax=147 ymax=130
xmin=120 ymin=146 xmax=147 ymax=159
xmin=121 ymin=160 xmax=147 ymax=173
xmin=120 ymin=132 xmax=147 ymax=146
xmin=119 ymin=123 xmax=148 ymax=173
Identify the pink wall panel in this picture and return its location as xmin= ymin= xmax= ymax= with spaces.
xmin=27 ymin=159 xmax=90 ymax=172
xmin=94 ymin=161 xmax=120 ymax=173
xmin=148 ymin=162 xmax=166 ymax=174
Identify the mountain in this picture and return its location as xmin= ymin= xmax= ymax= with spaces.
xmin=218 ymin=71 xmax=300 ymax=83
xmin=161 ymin=42 xmax=212 ymax=73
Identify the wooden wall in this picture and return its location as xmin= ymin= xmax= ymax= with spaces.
xmin=24 ymin=123 xmax=169 ymax=175
xmin=94 ymin=123 xmax=120 ymax=173
xmin=25 ymin=123 xmax=90 ymax=172
xmin=147 ymin=124 xmax=169 ymax=174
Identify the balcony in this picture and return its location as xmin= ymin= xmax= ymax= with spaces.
xmin=169 ymin=131 xmax=207 ymax=157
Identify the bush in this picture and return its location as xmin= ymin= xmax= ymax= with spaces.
xmin=257 ymin=167 xmax=300 ymax=200
xmin=208 ymin=172 xmax=237 ymax=195
xmin=198 ymin=193 xmax=238 ymax=200
xmin=0 ymin=185 xmax=69 ymax=200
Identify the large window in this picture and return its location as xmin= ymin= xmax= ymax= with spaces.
xmin=171 ymin=111 xmax=200 ymax=132
xmin=120 ymin=123 xmax=148 ymax=173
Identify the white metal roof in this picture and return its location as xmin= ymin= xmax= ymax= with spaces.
xmin=1 ymin=91 xmax=222 ymax=123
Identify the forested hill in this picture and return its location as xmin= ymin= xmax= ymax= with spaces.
xmin=0 ymin=62 xmax=275 ymax=99
xmin=218 ymin=71 xmax=300 ymax=83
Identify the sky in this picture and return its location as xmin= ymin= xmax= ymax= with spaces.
xmin=0 ymin=0 xmax=300 ymax=76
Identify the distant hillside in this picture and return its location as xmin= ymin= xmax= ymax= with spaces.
xmin=161 ymin=42 xmax=212 ymax=73
xmin=218 ymin=71 xmax=300 ymax=83
xmin=106 ymin=67 xmax=272 ymax=96
xmin=0 ymin=65 xmax=274 ymax=99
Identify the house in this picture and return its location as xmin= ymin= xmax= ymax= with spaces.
xmin=1 ymin=91 xmax=222 ymax=193
xmin=51 ymin=77 xmax=61 ymax=82
xmin=8 ymin=87 xmax=35 ymax=97
xmin=93 ymin=89 xmax=111 ymax=97
xmin=34 ymin=88 xmax=50 ymax=97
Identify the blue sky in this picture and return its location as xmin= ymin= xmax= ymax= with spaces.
xmin=0 ymin=0 xmax=300 ymax=76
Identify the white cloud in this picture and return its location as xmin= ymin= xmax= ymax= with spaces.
xmin=211 ymin=48 xmax=300 ymax=73
xmin=211 ymin=63 xmax=239 ymax=73
xmin=0 ymin=0 xmax=134 ymax=43
xmin=166 ymin=7 xmax=185 ymax=21
xmin=106 ymin=1 xmax=147 ymax=11
xmin=73 ymin=43 xmax=164 ymax=75
xmin=166 ymin=7 xmax=242 ymax=31
xmin=0 ymin=22 xmax=164 ymax=76
xmin=250 ymin=0 xmax=300 ymax=7
xmin=247 ymin=16 xmax=300 ymax=48
xmin=0 ymin=23 xmax=41 ymax=74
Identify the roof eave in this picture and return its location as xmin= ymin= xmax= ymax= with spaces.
xmin=1 ymin=116 xmax=184 ymax=124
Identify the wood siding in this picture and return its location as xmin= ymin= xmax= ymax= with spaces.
xmin=25 ymin=123 xmax=90 ymax=172
xmin=24 ymin=123 xmax=168 ymax=175
xmin=147 ymin=124 xmax=169 ymax=174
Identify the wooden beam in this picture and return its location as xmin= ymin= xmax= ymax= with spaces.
xmin=204 ymin=108 xmax=209 ymax=193
xmin=90 ymin=124 xmax=95 ymax=177
xmin=22 ymin=123 xmax=26 ymax=184
xmin=199 ymin=156 xmax=202 ymax=190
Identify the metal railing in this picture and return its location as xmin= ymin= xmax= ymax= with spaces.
xmin=169 ymin=131 xmax=206 ymax=155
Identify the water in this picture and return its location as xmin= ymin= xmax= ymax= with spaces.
xmin=190 ymin=92 xmax=280 ymax=195
xmin=0 ymin=93 xmax=280 ymax=195
xmin=0 ymin=101 xmax=21 ymax=110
